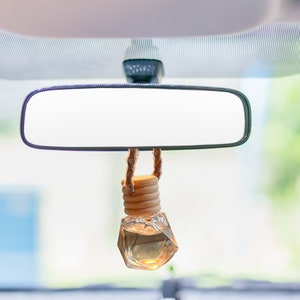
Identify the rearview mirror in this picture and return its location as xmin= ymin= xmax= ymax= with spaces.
xmin=20 ymin=84 xmax=251 ymax=151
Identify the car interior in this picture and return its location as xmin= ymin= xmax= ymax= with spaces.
xmin=1 ymin=0 xmax=300 ymax=299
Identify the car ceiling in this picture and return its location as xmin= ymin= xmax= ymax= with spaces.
xmin=0 ymin=0 xmax=300 ymax=80
xmin=1 ymin=0 xmax=299 ymax=37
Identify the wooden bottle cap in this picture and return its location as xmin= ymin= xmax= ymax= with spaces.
xmin=122 ymin=175 xmax=161 ymax=217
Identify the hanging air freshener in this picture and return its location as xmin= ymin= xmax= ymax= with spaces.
xmin=117 ymin=148 xmax=178 ymax=270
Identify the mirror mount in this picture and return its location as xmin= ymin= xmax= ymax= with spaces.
xmin=123 ymin=59 xmax=164 ymax=84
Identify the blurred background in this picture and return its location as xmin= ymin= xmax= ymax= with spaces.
xmin=0 ymin=75 xmax=299 ymax=288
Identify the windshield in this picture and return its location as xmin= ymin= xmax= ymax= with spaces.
xmin=0 ymin=74 xmax=299 ymax=289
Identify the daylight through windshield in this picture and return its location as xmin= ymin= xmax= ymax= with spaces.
xmin=0 ymin=76 xmax=299 ymax=288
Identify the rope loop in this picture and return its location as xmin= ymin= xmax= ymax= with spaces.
xmin=125 ymin=148 xmax=162 ymax=194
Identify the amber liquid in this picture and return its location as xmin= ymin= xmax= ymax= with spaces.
xmin=123 ymin=228 xmax=177 ymax=270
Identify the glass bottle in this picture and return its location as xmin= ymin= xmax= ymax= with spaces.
xmin=118 ymin=175 xmax=178 ymax=270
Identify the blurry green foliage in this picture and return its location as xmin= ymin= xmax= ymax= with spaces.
xmin=0 ymin=121 xmax=18 ymax=136
xmin=264 ymin=75 xmax=300 ymax=202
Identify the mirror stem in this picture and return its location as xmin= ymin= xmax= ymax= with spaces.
xmin=123 ymin=59 xmax=164 ymax=84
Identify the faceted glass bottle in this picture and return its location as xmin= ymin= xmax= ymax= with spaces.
xmin=118 ymin=175 xmax=178 ymax=270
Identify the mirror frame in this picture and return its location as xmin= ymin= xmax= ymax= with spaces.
xmin=20 ymin=84 xmax=251 ymax=151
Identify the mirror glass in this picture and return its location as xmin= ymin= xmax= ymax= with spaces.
xmin=20 ymin=85 xmax=251 ymax=150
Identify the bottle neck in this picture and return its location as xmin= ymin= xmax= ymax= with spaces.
xmin=122 ymin=175 xmax=161 ymax=217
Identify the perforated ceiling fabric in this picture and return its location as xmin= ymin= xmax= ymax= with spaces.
xmin=0 ymin=22 xmax=299 ymax=80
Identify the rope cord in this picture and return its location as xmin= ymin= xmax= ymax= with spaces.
xmin=125 ymin=148 xmax=139 ymax=194
xmin=152 ymin=148 xmax=162 ymax=179
xmin=125 ymin=148 xmax=162 ymax=194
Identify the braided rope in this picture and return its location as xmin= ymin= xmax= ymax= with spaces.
xmin=125 ymin=148 xmax=139 ymax=194
xmin=125 ymin=148 xmax=162 ymax=194
xmin=152 ymin=148 xmax=162 ymax=179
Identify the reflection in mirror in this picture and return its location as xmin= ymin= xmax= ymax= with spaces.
xmin=20 ymin=84 xmax=251 ymax=150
